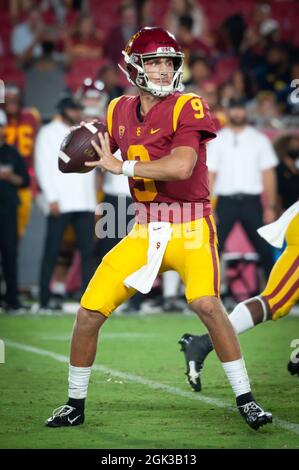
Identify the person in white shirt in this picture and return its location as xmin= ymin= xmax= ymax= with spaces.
xmin=35 ymin=97 xmax=97 ymax=309
xmin=11 ymin=8 xmax=44 ymax=67
xmin=208 ymin=99 xmax=278 ymax=278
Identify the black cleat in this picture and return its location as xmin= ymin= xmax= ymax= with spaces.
xmin=238 ymin=401 xmax=272 ymax=430
xmin=45 ymin=405 xmax=84 ymax=428
xmin=178 ymin=333 xmax=213 ymax=392
xmin=287 ymin=359 xmax=299 ymax=376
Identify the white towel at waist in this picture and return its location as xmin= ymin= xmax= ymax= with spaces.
xmin=124 ymin=222 xmax=173 ymax=294
xmin=257 ymin=201 xmax=299 ymax=248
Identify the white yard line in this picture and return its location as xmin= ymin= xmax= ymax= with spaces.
xmin=4 ymin=339 xmax=299 ymax=436
xmin=39 ymin=333 xmax=161 ymax=341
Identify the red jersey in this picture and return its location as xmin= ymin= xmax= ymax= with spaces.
xmin=107 ymin=92 xmax=216 ymax=222
xmin=4 ymin=108 xmax=40 ymax=170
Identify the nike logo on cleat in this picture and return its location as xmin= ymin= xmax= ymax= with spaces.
xmin=68 ymin=415 xmax=81 ymax=424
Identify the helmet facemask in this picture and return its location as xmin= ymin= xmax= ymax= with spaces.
xmin=120 ymin=50 xmax=184 ymax=97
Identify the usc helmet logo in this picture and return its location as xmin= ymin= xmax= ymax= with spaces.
xmin=125 ymin=31 xmax=141 ymax=54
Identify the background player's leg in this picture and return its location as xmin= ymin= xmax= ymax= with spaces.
xmin=189 ymin=295 xmax=272 ymax=430
xmin=180 ymin=245 xmax=299 ymax=393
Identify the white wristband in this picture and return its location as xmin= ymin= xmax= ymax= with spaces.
xmin=122 ymin=160 xmax=137 ymax=177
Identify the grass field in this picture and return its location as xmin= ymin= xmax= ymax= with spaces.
xmin=0 ymin=312 xmax=298 ymax=449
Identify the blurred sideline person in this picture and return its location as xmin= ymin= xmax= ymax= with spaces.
xmin=0 ymin=111 xmax=30 ymax=311
xmin=179 ymin=201 xmax=299 ymax=391
xmin=3 ymin=84 xmax=40 ymax=238
xmin=35 ymin=97 xmax=96 ymax=310
xmin=46 ymin=27 xmax=272 ymax=431
xmin=276 ymin=135 xmax=299 ymax=211
xmin=208 ymin=99 xmax=278 ymax=279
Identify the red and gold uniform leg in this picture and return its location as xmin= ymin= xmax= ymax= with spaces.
xmin=262 ymin=214 xmax=299 ymax=320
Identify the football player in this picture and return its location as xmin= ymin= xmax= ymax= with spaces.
xmin=46 ymin=27 xmax=272 ymax=430
xmin=179 ymin=202 xmax=299 ymax=391
xmin=4 ymin=84 xmax=40 ymax=237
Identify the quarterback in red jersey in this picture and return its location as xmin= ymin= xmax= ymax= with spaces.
xmin=46 ymin=27 xmax=272 ymax=431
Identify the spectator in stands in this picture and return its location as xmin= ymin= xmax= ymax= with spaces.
xmin=176 ymin=15 xmax=211 ymax=63
xmin=200 ymin=81 xmax=227 ymax=131
xmin=98 ymin=63 xmax=125 ymax=102
xmin=276 ymin=135 xmax=299 ymax=211
xmin=218 ymin=81 xmax=236 ymax=109
xmin=11 ymin=7 xmax=45 ymax=66
xmin=0 ymin=111 xmax=30 ymax=311
xmin=240 ymin=3 xmax=279 ymax=70
xmin=164 ymin=0 xmax=208 ymax=40
xmin=254 ymin=44 xmax=291 ymax=98
xmin=207 ymin=99 xmax=278 ymax=278
xmin=247 ymin=91 xmax=281 ymax=128
xmin=184 ymin=54 xmax=211 ymax=90
xmin=9 ymin=0 xmax=36 ymax=24
xmin=35 ymin=97 xmax=96 ymax=310
xmin=40 ymin=0 xmax=86 ymax=24
xmin=104 ymin=1 xmax=137 ymax=64
xmin=136 ymin=0 xmax=154 ymax=28
xmin=219 ymin=13 xmax=246 ymax=54
xmin=23 ymin=40 xmax=68 ymax=121
xmin=231 ymin=70 xmax=256 ymax=104
xmin=67 ymin=14 xmax=103 ymax=61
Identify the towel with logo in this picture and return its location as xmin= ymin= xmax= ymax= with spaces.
xmin=124 ymin=222 xmax=172 ymax=294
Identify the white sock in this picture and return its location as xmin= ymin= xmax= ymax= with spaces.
xmin=229 ymin=301 xmax=255 ymax=334
xmin=51 ymin=281 xmax=66 ymax=296
xmin=222 ymin=358 xmax=251 ymax=398
xmin=68 ymin=365 xmax=92 ymax=399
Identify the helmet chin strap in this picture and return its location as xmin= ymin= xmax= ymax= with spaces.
xmin=144 ymin=78 xmax=175 ymax=97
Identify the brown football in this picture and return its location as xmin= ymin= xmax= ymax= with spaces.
xmin=58 ymin=121 xmax=106 ymax=173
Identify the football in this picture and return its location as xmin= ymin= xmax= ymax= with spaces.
xmin=58 ymin=121 xmax=106 ymax=173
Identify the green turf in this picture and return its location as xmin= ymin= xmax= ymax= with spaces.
xmin=0 ymin=312 xmax=298 ymax=449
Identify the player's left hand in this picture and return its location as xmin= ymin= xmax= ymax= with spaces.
xmin=85 ymin=132 xmax=123 ymax=175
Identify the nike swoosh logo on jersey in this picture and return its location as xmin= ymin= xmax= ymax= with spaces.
xmin=68 ymin=415 xmax=81 ymax=424
xmin=153 ymin=227 xmax=162 ymax=230
xmin=150 ymin=128 xmax=160 ymax=134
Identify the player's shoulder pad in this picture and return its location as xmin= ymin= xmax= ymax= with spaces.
xmin=172 ymin=93 xmax=207 ymax=132
xmin=106 ymin=95 xmax=128 ymax=137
